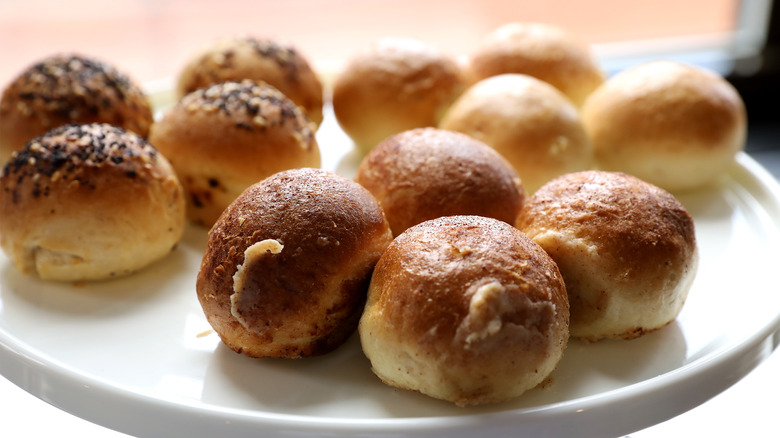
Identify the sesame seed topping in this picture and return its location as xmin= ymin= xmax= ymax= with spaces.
xmin=0 ymin=53 xmax=152 ymax=135
xmin=1 ymin=123 xmax=160 ymax=202
xmin=178 ymin=80 xmax=314 ymax=146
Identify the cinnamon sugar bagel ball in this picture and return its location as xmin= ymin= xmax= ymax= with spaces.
xmin=149 ymin=80 xmax=320 ymax=227
xmin=359 ymin=216 xmax=569 ymax=406
xmin=467 ymin=23 xmax=605 ymax=107
xmin=440 ymin=74 xmax=592 ymax=194
xmin=355 ymin=127 xmax=525 ymax=236
xmin=177 ymin=36 xmax=324 ymax=126
xmin=581 ymin=61 xmax=747 ymax=192
xmin=0 ymin=54 xmax=154 ymax=164
xmin=197 ymin=168 xmax=393 ymax=358
xmin=516 ymin=171 xmax=698 ymax=342
xmin=0 ymin=123 xmax=185 ymax=282
xmin=332 ymin=38 xmax=466 ymax=153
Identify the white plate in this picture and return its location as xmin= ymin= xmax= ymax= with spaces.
xmin=1 ymin=93 xmax=780 ymax=437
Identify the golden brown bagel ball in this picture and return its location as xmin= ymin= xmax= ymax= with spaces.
xmin=0 ymin=123 xmax=185 ymax=282
xmin=354 ymin=127 xmax=525 ymax=236
xmin=580 ymin=60 xmax=747 ymax=192
xmin=197 ymin=168 xmax=393 ymax=358
xmin=516 ymin=170 xmax=698 ymax=342
xmin=0 ymin=53 xmax=154 ymax=163
xmin=148 ymin=80 xmax=321 ymax=228
xmin=440 ymin=74 xmax=592 ymax=194
xmin=467 ymin=22 xmax=605 ymax=107
xmin=332 ymin=38 xmax=466 ymax=153
xmin=359 ymin=215 xmax=569 ymax=406
xmin=177 ymin=36 xmax=324 ymax=126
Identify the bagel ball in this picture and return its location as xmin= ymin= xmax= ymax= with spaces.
xmin=359 ymin=215 xmax=569 ymax=406
xmin=332 ymin=37 xmax=466 ymax=153
xmin=516 ymin=170 xmax=698 ymax=342
xmin=149 ymin=80 xmax=320 ymax=227
xmin=440 ymin=74 xmax=592 ymax=194
xmin=467 ymin=22 xmax=605 ymax=106
xmin=177 ymin=36 xmax=324 ymax=126
xmin=581 ymin=60 xmax=747 ymax=192
xmin=0 ymin=123 xmax=185 ymax=282
xmin=197 ymin=168 xmax=393 ymax=358
xmin=0 ymin=53 xmax=154 ymax=163
xmin=355 ymin=127 xmax=525 ymax=236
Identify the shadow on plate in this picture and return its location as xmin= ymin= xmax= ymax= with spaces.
xmin=197 ymin=319 xmax=688 ymax=419
xmin=0 ymin=224 xmax=207 ymax=317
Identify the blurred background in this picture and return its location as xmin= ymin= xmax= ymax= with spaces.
xmin=2 ymin=0 xmax=776 ymax=126
xmin=1 ymin=0 xmax=776 ymax=135
xmin=0 ymin=0 xmax=771 ymax=83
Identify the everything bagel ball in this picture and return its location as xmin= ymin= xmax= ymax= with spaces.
xmin=177 ymin=36 xmax=324 ymax=126
xmin=149 ymin=80 xmax=320 ymax=227
xmin=0 ymin=53 xmax=153 ymax=163
xmin=0 ymin=123 xmax=185 ymax=281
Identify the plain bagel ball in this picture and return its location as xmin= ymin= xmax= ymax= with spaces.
xmin=359 ymin=215 xmax=569 ymax=407
xmin=466 ymin=22 xmax=605 ymax=107
xmin=176 ymin=36 xmax=324 ymax=126
xmin=149 ymin=80 xmax=321 ymax=227
xmin=440 ymin=74 xmax=592 ymax=194
xmin=581 ymin=60 xmax=747 ymax=192
xmin=355 ymin=127 xmax=525 ymax=236
xmin=196 ymin=168 xmax=393 ymax=358
xmin=332 ymin=37 xmax=466 ymax=153
xmin=516 ymin=170 xmax=698 ymax=342
xmin=0 ymin=123 xmax=185 ymax=282
xmin=0 ymin=53 xmax=154 ymax=163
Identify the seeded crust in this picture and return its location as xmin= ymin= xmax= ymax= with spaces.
xmin=0 ymin=53 xmax=153 ymax=163
xmin=177 ymin=36 xmax=324 ymax=126
xmin=0 ymin=123 xmax=185 ymax=281
xmin=332 ymin=38 xmax=466 ymax=153
xmin=466 ymin=22 xmax=604 ymax=107
xmin=516 ymin=170 xmax=698 ymax=342
xmin=359 ymin=216 xmax=569 ymax=407
xmin=355 ymin=127 xmax=525 ymax=236
xmin=149 ymin=80 xmax=321 ymax=227
xmin=196 ymin=168 xmax=393 ymax=358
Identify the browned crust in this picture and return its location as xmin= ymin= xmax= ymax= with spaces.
xmin=355 ymin=127 xmax=525 ymax=236
xmin=582 ymin=61 xmax=745 ymax=155
xmin=0 ymin=53 xmax=153 ymax=161
xmin=439 ymin=74 xmax=593 ymax=194
xmin=332 ymin=38 xmax=466 ymax=152
xmin=516 ymin=170 xmax=697 ymax=338
xmin=467 ymin=23 xmax=604 ymax=106
xmin=580 ymin=61 xmax=746 ymax=191
xmin=176 ymin=37 xmax=324 ymax=125
xmin=196 ymin=168 xmax=392 ymax=358
xmin=361 ymin=215 xmax=569 ymax=405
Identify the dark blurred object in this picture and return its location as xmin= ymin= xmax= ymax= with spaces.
xmin=728 ymin=0 xmax=779 ymax=124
